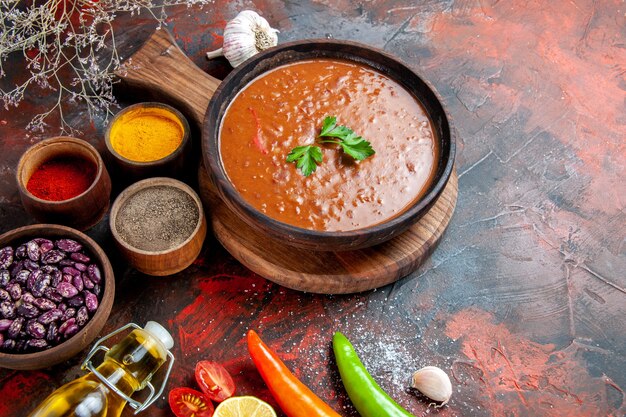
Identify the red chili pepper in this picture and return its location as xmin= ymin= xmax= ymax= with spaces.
xmin=248 ymin=107 xmax=269 ymax=154
xmin=247 ymin=330 xmax=341 ymax=417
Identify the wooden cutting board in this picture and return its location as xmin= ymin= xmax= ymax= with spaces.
xmin=120 ymin=29 xmax=458 ymax=294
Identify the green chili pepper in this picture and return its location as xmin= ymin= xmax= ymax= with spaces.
xmin=333 ymin=332 xmax=415 ymax=417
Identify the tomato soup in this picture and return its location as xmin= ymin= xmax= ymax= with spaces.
xmin=219 ymin=59 xmax=438 ymax=232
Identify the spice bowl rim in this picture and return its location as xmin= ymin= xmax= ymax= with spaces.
xmin=16 ymin=136 xmax=107 ymax=206
xmin=109 ymin=177 xmax=205 ymax=256
xmin=0 ymin=224 xmax=115 ymax=370
xmin=202 ymin=39 xmax=456 ymax=251
xmin=104 ymin=102 xmax=191 ymax=167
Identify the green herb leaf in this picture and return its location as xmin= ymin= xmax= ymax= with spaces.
xmin=319 ymin=117 xmax=375 ymax=161
xmin=287 ymin=116 xmax=375 ymax=176
xmin=340 ymin=138 xmax=375 ymax=160
xmin=286 ymin=145 xmax=323 ymax=176
xmin=319 ymin=116 xmax=353 ymax=139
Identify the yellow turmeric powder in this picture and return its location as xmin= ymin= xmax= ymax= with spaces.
xmin=109 ymin=107 xmax=184 ymax=162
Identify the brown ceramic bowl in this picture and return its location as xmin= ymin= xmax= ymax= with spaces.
xmin=203 ymin=40 xmax=455 ymax=251
xmin=17 ymin=137 xmax=111 ymax=231
xmin=0 ymin=224 xmax=115 ymax=370
xmin=109 ymin=177 xmax=207 ymax=276
xmin=104 ymin=102 xmax=191 ymax=182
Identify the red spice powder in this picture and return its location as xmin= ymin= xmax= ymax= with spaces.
xmin=26 ymin=156 xmax=97 ymax=201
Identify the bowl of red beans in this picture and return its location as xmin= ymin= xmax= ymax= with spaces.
xmin=0 ymin=224 xmax=114 ymax=370
xmin=16 ymin=137 xmax=112 ymax=231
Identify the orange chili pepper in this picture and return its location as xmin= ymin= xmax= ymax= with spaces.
xmin=247 ymin=330 xmax=341 ymax=417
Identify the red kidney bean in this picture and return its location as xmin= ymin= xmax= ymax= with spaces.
xmin=41 ymin=250 xmax=65 ymax=264
xmin=26 ymin=320 xmax=46 ymax=339
xmin=28 ymin=339 xmax=48 ymax=349
xmin=17 ymin=303 xmax=39 ymax=318
xmin=58 ymin=317 xmax=75 ymax=334
xmin=82 ymin=273 xmax=94 ymax=289
xmin=76 ymin=306 xmax=89 ymax=326
xmin=87 ymin=264 xmax=101 ymax=284
xmin=62 ymin=274 xmax=73 ymax=283
xmin=71 ymin=252 xmax=90 ymax=263
xmin=63 ymin=324 xmax=79 ymax=338
xmin=3 ymin=338 xmax=16 ymax=351
xmin=7 ymin=282 xmax=21 ymax=300
xmin=0 ymin=269 xmax=10 ymax=286
xmin=26 ymin=269 xmax=40 ymax=292
xmin=33 ymin=297 xmax=55 ymax=311
xmin=10 ymin=260 xmax=24 ymax=276
xmin=23 ymin=259 xmax=39 ymax=271
xmin=58 ymin=302 xmax=68 ymax=312
xmin=44 ymin=287 xmax=63 ymax=303
xmin=0 ymin=288 xmax=10 ymax=301
xmin=56 ymin=282 xmax=79 ymax=298
xmin=15 ymin=245 xmax=27 ymax=259
xmin=74 ymin=263 xmax=87 ymax=272
xmin=0 ymin=247 xmax=14 ymax=269
xmin=84 ymin=291 xmax=98 ymax=312
xmin=38 ymin=241 xmax=54 ymax=254
xmin=92 ymin=284 xmax=101 ymax=297
xmin=26 ymin=241 xmax=40 ymax=261
xmin=67 ymin=295 xmax=84 ymax=307
xmin=1 ymin=301 xmax=16 ymax=318
xmin=8 ymin=317 xmax=24 ymax=338
xmin=21 ymin=292 xmax=35 ymax=304
xmin=59 ymin=259 xmax=74 ymax=267
xmin=62 ymin=266 xmax=80 ymax=277
xmin=46 ymin=322 xmax=58 ymax=342
xmin=56 ymin=239 xmax=82 ymax=253
xmin=32 ymin=274 xmax=51 ymax=297
xmin=38 ymin=308 xmax=63 ymax=325
xmin=0 ymin=319 xmax=12 ymax=331
xmin=72 ymin=275 xmax=84 ymax=292
xmin=61 ymin=307 xmax=76 ymax=322
xmin=14 ymin=269 xmax=30 ymax=284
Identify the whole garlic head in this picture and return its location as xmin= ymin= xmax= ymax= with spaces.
xmin=206 ymin=10 xmax=279 ymax=68
xmin=410 ymin=366 xmax=452 ymax=406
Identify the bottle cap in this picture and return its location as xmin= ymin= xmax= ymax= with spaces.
xmin=144 ymin=321 xmax=174 ymax=350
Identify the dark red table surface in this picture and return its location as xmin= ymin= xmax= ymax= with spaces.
xmin=1 ymin=1 xmax=624 ymax=416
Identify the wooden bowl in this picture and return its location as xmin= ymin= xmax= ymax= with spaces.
xmin=104 ymin=102 xmax=191 ymax=182
xmin=109 ymin=177 xmax=207 ymax=276
xmin=0 ymin=224 xmax=115 ymax=370
xmin=17 ymin=137 xmax=112 ymax=231
xmin=203 ymin=40 xmax=456 ymax=251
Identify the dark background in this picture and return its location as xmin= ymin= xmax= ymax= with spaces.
xmin=0 ymin=1 xmax=624 ymax=416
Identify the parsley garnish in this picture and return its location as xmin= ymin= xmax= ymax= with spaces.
xmin=286 ymin=116 xmax=375 ymax=176
xmin=286 ymin=145 xmax=323 ymax=177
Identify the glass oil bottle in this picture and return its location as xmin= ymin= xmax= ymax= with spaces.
xmin=28 ymin=321 xmax=175 ymax=417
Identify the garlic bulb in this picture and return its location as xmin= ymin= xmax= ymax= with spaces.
xmin=206 ymin=10 xmax=279 ymax=68
xmin=410 ymin=366 xmax=452 ymax=406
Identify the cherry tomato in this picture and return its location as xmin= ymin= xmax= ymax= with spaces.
xmin=195 ymin=361 xmax=236 ymax=402
xmin=169 ymin=387 xmax=214 ymax=417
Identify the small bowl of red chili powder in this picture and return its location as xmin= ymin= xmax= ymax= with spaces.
xmin=17 ymin=137 xmax=112 ymax=230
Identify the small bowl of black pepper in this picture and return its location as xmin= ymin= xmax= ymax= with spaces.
xmin=109 ymin=177 xmax=207 ymax=276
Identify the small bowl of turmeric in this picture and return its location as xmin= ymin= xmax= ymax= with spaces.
xmin=104 ymin=102 xmax=191 ymax=182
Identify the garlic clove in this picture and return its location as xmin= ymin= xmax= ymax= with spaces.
xmin=410 ymin=366 xmax=452 ymax=406
xmin=207 ymin=10 xmax=279 ymax=68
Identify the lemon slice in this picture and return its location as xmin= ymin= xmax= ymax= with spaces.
xmin=213 ymin=396 xmax=277 ymax=417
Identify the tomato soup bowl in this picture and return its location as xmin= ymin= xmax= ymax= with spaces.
xmin=203 ymin=40 xmax=455 ymax=251
xmin=17 ymin=137 xmax=112 ymax=231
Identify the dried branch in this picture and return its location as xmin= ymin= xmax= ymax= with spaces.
xmin=0 ymin=0 xmax=211 ymax=133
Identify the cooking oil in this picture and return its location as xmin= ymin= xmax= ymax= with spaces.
xmin=28 ymin=322 xmax=174 ymax=417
